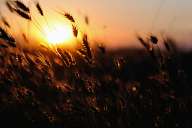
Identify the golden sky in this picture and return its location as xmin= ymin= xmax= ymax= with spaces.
xmin=1 ymin=0 xmax=192 ymax=49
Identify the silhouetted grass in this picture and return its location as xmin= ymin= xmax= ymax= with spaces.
xmin=0 ymin=1 xmax=192 ymax=128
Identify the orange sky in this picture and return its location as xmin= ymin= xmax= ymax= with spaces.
xmin=1 ymin=0 xmax=192 ymax=49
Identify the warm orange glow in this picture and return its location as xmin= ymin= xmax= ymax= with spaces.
xmin=26 ymin=14 xmax=82 ymax=49
xmin=43 ymin=23 xmax=74 ymax=46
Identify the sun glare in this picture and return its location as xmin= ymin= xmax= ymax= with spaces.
xmin=44 ymin=23 xmax=74 ymax=46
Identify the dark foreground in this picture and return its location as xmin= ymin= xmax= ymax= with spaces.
xmin=0 ymin=47 xmax=192 ymax=128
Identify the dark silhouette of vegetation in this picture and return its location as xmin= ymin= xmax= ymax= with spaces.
xmin=0 ymin=1 xmax=192 ymax=128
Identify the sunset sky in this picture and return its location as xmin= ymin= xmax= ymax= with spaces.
xmin=1 ymin=0 xmax=192 ymax=49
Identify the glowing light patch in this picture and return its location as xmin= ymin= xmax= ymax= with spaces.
xmin=44 ymin=23 xmax=73 ymax=46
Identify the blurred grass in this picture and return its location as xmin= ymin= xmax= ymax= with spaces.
xmin=0 ymin=45 xmax=192 ymax=128
xmin=0 ymin=1 xmax=192 ymax=128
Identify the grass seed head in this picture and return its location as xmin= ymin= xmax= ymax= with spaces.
xmin=137 ymin=36 xmax=150 ymax=51
xmin=35 ymin=2 xmax=44 ymax=16
xmin=14 ymin=0 xmax=30 ymax=12
xmin=150 ymin=35 xmax=158 ymax=44
xmin=64 ymin=13 xmax=75 ymax=23
xmin=6 ymin=1 xmax=14 ymax=12
xmin=72 ymin=25 xmax=78 ymax=37
xmin=14 ymin=8 xmax=31 ymax=20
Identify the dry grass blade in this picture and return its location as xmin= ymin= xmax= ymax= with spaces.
xmin=6 ymin=36 xmax=16 ymax=47
xmin=164 ymin=41 xmax=170 ymax=52
xmin=0 ymin=27 xmax=11 ymax=40
xmin=14 ymin=8 xmax=31 ymax=20
xmin=1 ymin=16 xmax=10 ymax=28
xmin=163 ymin=37 xmax=178 ymax=53
xmin=69 ymin=52 xmax=76 ymax=65
xmin=25 ymin=53 xmax=36 ymax=65
xmin=98 ymin=44 xmax=106 ymax=54
xmin=35 ymin=2 xmax=44 ymax=16
xmin=22 ymin=33 xmax=29 ymax=43
xmin=114 ymin=57 xmax=126 ymax=71
xmin=64 ymin=50 xmax=76 ymax=66
xmin=14 ymin=0 xmax=30 ymax=12
xmin=85 ymin=16 xmax=89 ymax=25
xmin=0 ymin=27 xmax=7 ymax=37
xmin=0 ymin=27 xmax=16 ymax=47
xmin=5 ymin=1 xmax=14 ymax=12
xmin=0 ymin=44 xmax=8 ymax=48
xmin=77 ymin=49 xmax=86 ymax=57
xmin=57 ymin=48 xmax=71 ymax=67
xmin=137 ymin=36 xmax=151 ymax=51
xmin=72 ymin=25 xmax=78 ymax=37
xmin=149 ymin=47 xmax=157 ymax=60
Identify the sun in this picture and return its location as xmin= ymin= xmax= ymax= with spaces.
xmin=43 ymin=22 xmax=74 ymax=46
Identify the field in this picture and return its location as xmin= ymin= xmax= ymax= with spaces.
xmin=0 ymin=1 xmax=192 ymax=128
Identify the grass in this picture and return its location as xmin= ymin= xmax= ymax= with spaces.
xmin=0 ymin=1 xmax=192 ymax=128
